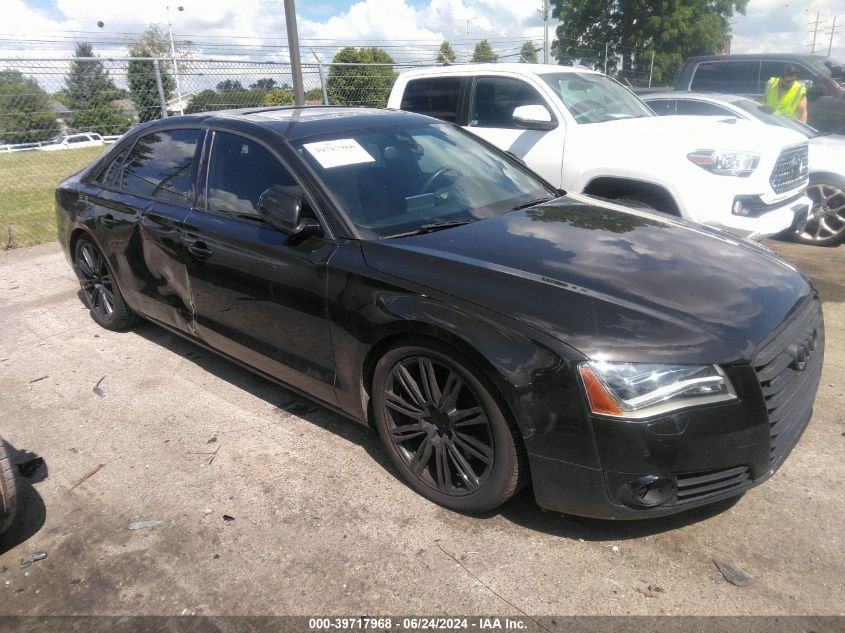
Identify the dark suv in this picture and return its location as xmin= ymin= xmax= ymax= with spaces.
xmin=676 ymin=54 xmax=845 ymax=134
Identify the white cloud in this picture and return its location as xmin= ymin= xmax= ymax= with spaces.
xmin=732 ymin=0 xmax=844 ymax=59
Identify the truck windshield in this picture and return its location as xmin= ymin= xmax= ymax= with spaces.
xmin=541 ymin=72 xmax=654 ymax=124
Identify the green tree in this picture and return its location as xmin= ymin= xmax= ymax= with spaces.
xmin=437 ymin=41 xmax=456 ymax=65
xmin=128 ymin=25 xmax=176 ymax=123
xmin=520 ymin=41 xmax=538 ymax=63
xmin=184 ymin=89 xmax=217 ymax=114
xmin=216 ymin=79 xmax=244 ymax=92
xmin=326 ymin=47 xmax=398 ymax=107
xmin=471 ymin=39 xmax=498 ymax=63
xmin=0 ymin=70 xmax=59 ymax=143
xmin=65 ymin=42 xmax=130 ymax=134
xmin=264 ymin=88 xmax=294 ymax=106
xmin=304 ymin=87 xmax=324 ymax=102
xmin=250 ymin=78 xmax=277 ymax=91
xmin=551 ymin=0 xmax=747 ymax=85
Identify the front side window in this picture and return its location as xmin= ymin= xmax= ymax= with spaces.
xmin=540 ymin=72 xmax=653 ymax=124
xmin=206 ymin=131 xmax=299 ymax=220
xmin=292 ymin=122 xmax=555 ymax=239
xmin=122 ymin=129 xmax=201 ymax=204
xmin=469 ymin=76 xmax=551 ymax=128
xmin=67 ymin=136 xmax=86 ymax=144
xmin=690 ymin=61 xmax=759 ymax=94
xmin=400 ymin=77 xmax=462 ymax=123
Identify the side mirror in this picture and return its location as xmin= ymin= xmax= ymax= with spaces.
xmin=512 ymin=105 xmax=557 ymax=131
xmin=258 ymin=187 xmax=321 ymax=239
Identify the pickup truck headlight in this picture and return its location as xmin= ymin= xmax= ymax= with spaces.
xmin=687 ymin=150 xmax=759 ymax=177
xmin=578 ymin=361 xmax=736 ymax=419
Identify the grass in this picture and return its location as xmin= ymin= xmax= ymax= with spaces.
xmin=0 ymin=146 xmax=106 ymax=249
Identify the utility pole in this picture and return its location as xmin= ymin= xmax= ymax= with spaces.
xmin=808 ymin=10 xmax=826 ymax=53
xmin=166 ymin=5 xmax=184 ymax=115
xmin=538 ymin=0 xmax=550 ymax=64
xmin=284 ymin=0 xmax=305 ymax=106
xmin=828 ymin=16 xmax=841 ymax=56
xmin=544 ymin=0 xmax=550 ymax=64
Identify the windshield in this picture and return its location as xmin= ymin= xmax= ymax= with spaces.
xmin=540 ymin=72 xmax=654 ymax=124
xmin=732 ymin=98 xmax=819 ymax=138
xmin=292 ymin=123 xmax=555 ymax=239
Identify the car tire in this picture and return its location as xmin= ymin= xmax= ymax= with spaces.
xmin=793 ymin=172 xmax=845 ymax=246
xmin=372 ymin=338 xmax=525 ymax=513
xmin=74 ymin=236 xmax=136 ymax=330
xmin=0 ymin=438 xmax=17 ymax=535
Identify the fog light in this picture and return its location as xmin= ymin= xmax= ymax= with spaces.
xmin=617 ymin=475 xmax=675 ymax=508
xmin=732 ymin=200 xmax=748 ymax=216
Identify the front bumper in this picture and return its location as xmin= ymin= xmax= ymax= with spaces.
xmin=529 ymin=298 xmax=824 ymax=519
xmin=715 ymin=194 xmax=812 ymax=241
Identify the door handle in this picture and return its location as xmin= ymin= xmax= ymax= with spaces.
xmin=101 ymin=214 xmax=118 ymax=227
xmin=187 ymin=241 xmax=213 ymax=260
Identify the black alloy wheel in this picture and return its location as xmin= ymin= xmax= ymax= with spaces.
xmin=373 ymin=340 xmax=523 ymax=513
xmin=794 ymin=174 xmax=845 ymax=246
xmin=74 ymin=237 xmax=135 ymax=330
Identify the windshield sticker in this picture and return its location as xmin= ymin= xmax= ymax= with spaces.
xmin=303 ymin=139 xmax=376 ymax=169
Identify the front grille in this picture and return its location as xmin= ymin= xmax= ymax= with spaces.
xmin=753 ymin=298 xmax=824 ymax=468
xmin=675 ymin=466 xmax=752 ymax=504
xmin=770 ymin=142 xmax=809 ymax=194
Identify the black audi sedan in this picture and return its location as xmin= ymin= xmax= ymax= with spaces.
xmin=55 ymin=107 xmax=824 ymax=519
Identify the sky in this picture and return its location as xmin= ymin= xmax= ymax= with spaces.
xmin=2 ymin=0 xmax=843 ymax=63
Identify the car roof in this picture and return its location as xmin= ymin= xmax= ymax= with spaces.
xmin=641 ymin=91 xmax=749 ymax=104
xmin=685 ymin=53 xmax=833 ymax=64
xmin=397 ymin=63 xmax=601 ymax=78
xmin=138 ymin=106 xmax=439 ymax=141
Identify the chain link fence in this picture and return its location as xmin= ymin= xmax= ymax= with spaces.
xmin=0 ymin=57 xmax=433 ymax=248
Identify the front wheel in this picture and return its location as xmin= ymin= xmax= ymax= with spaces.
xmin=0 ymin=438 xmax=17 ymax=535
xmin=372 ymin=340 xmax=524 ymax=513
xmin=793 ymin=173 xmax=845 ymax=246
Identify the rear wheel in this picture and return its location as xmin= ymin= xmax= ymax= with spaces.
xmin=0 ymin=438 xmax=17 ymax=535
xmin=74 ymin=236 xmax=136 ymax=330
xmin=793 ymin=174 xmax=845 ymax=246
xmin=372 ymin=340 xmax=524 ymax=513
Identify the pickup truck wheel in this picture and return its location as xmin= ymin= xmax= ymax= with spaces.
xmin=793 ymin=174 xmax=845 ymax=246
xmin=0 ymin=438 xmax=17 ymax=535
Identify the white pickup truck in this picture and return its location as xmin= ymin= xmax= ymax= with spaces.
xmin=388 ymin=64 xmax=812 ymax=240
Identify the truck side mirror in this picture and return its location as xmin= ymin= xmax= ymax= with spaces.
xmin=512 ymin=105 xmax=557 ymax=131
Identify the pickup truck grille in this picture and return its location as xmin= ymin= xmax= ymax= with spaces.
xmin=770 ymin=143 xmax=809 ymax=194
xmin=753 ymin=297 xmax=824 ymax=469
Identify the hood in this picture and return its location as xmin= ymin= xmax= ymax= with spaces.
xmin=809 ymin=134 xmax=845 ymax=172
xmin=585 ymin=115 xmax=807 ymax=153
xmin=360 ymin=195 xmax=814 ymax=364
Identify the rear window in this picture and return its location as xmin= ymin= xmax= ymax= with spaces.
xmin=690 ymin=61 xmax=759 ymax=94
xmin=122 ymin=129 xmax=202 ymax=204
xmin=400 ymin=77 xmax=463 ymax=123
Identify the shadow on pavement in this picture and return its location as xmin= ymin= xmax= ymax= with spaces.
xmin=132 ymin=320 xmax=742 ymax=541
xmin=0 ymin=441 xmax=47 ymax=555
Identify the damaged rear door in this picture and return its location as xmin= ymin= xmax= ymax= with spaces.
xmin=118 ymin=127 xmax=205 ymax=332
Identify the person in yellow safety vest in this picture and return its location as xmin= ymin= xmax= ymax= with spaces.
xmin=763 ymin=64 xmax=808 ymax=123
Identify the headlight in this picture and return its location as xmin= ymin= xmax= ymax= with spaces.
xmin=687 ymin=150 xmax=759 ymax=177
xmin=578 ymin=361 xmax=736 ymax=419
